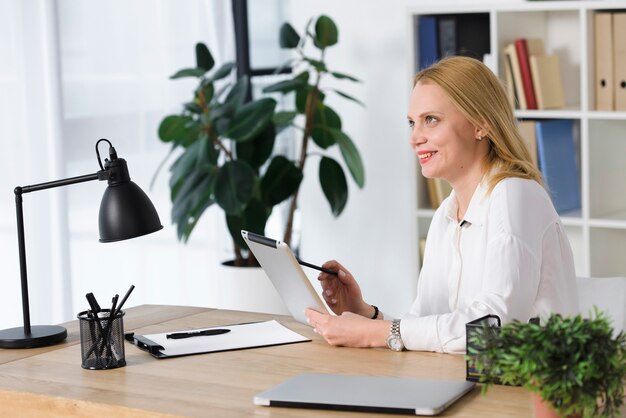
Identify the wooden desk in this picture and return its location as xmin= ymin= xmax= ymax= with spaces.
xmin=0 ymin=305 xmax=535 ymax=417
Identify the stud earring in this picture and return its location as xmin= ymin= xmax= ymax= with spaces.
xmin=477 ymin=136 xmax=483 ymax=141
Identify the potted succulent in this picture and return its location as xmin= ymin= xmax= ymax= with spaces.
xmin=263 ymin=15 xmax=365 ymax=246
xmin=468 ymin=310 xmax=626 ymax=418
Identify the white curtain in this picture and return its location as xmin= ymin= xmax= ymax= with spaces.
xmin=0 ymin=0 xmax=235 ymax=329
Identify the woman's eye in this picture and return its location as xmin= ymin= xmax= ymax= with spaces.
xmin=408 ymin=120 xmax=415 ymax=128
xmin=425 ymin=115 xmax=437 ymax=124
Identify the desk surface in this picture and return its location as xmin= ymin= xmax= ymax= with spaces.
xmin=0 ymin=305 xmax=540 ymax=417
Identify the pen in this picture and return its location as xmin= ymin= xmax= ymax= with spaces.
xmin=166 ymin=329 xmax=231 ymax=339
xmin=296 ymin=259 xmax=338 ymax=275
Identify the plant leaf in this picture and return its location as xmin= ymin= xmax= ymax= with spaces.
xmin=273 ymin=111 xmax=297 ymax=128
xmin=319 ymin=157 xmax=348 ymax=216
xmin=170 ymin=67 xmax=207 ymax=79
xmin=332 ymin=89 xmax=365 ymax=107
xmin=214 ymin=160 xmax=256 ymax=215
xmin=311 ymin=104 xmax=341 ymax=149
xmin=236 ymin=123 xmax=276 ymax=170
xmin=328 ymin=128 xmax=365 ymax=188
xmin=303 ymin=57 xmax=327 ymax=72
xmin=279 ymin=23 xmax=300 ymax=48
xmin=210 ymin=62 xmax=236 ymax=81
xmin=261 ymin=156 xmax=303 ymax=207
xmin=195 ymin=42 xmax=215 ymax=71
xmin=314 ymin=15 xmax=338 ymax=49
xmin=226 ymin=198 xmax=269 ymax=248
xmin=225 ymin=98 xmax=277 ymax=142
xmin=158 ymin=115 xmax=200 ymax=147
xmin=330 ymin=71 xmax=362 ymax=83
xmin=222 ymin=76 xmax=249 ymax=114
xmin=262 ymin=78 xmax=306 ymax=94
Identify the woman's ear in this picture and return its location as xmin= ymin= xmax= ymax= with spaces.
xmin=474 ymin=124 xmax=490 ymax=140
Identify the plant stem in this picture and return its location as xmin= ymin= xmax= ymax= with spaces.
xmin=283 ymin=62 xmax=323 ymax=246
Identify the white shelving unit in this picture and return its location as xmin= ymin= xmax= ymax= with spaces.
xmin=407 ymin=1 xmax=626 ymax=278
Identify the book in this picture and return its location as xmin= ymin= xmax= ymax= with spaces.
xmin=529 ymin=55 xmax=565 ymax=109
xmin=515 ymin=39 xmax=538 ymax=110
xmin=438 ymin=15 xmax=457 ymax=58
xmin=503 ymin=43 xmax=527 ymax=109
xmin=517 ymin=120 xmax=538 ymax=168
xmin=456 ymin=14 xmax=490 ymax=61
xmin=426 ymin=178 xmax=452 ymax=209
xmin=594 ymin=12 xmax=614 ymax=110
xmin=535 ymin=120 xmax=581 ymax=214
xmin=503 ymin=53 xmax=518 ymax=108
xmin=418 ymin=16 xmax=439 ymax=70
xmin=614 ymin=13 xmax=626 ymax=111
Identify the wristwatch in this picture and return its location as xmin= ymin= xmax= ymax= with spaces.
xmin=385 ymin=319 xmax=404 ymax=351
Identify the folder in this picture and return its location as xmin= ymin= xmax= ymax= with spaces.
xmin=128 ymin=320 xmax=310 ymax=359
xmin=503 ymin=43 xmax=526 ymax=109
xmin=614 ymin=13 xmax=626 ymax=111
xmin=530 ymin=55 xmax=565 ymax=109
xmin=594 ymin=12 xmax=614 ymax=111
xmin=418 ymin=16 xmax=439 ymax=70
xmin=535 ymin=120 xmax=581 ymax=214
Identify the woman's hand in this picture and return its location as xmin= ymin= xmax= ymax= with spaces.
xmin=305 ymin=309 xmax=390 ymax=348
xmin=317 ymin=260 xmax=372 ymax=317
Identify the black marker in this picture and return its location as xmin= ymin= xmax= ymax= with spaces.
xmin=166 ymin=329 xmax=231 ymax=339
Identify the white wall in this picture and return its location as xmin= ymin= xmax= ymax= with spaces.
xmin=0 ymin=0 xmax=501 ymax=330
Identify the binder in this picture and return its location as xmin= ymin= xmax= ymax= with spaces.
xmin=594 ymin=12 xmax=614 ymax=110
xmin=535 ymin=120 xmax=581 ymax=214
xmin=503 ymin=43 xmax=527 ymax=109
xmin=418 ymin=16 xmax=439 ymax=70
xmin=530 ymin=55 xmax=565 ymax=109
xmin=515 ymin=39 xmax=538 ymax=110
xmin=438 ymin=15 xmax=457 ymax=58
xmin=127 ymin=320 xmax=310 ymax=359
xmin=614 ymin=13 xmax=626 ymax=111
xmin=517 ymin=120 xmax=538 ymax=168
xmin=456 ymin=14 xmax=490 ymax=61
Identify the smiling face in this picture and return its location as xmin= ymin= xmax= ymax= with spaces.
xmin=408 ymin=80 xmax=488 ymax=190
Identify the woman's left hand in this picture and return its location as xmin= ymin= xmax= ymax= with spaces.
xmin=305 ymin=308 xmax=390 ymax=348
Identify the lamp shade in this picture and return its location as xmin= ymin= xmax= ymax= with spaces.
xmin=98 ymin=157 xmax=162 ymax=242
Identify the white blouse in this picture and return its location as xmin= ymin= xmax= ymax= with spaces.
xmin=401 ymin=177 xmax=579 ymax=354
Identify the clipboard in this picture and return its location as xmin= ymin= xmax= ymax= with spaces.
xmin=126 ymin=320 xmax=310 ymax=359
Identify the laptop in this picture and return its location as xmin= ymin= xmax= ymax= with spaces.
xmin=253 ymin=373 xmax=475 ymax=415
xmin=241 ymin=230 xmax=329 ymax=324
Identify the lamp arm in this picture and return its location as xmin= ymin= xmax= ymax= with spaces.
xmin=14 ymin=170 xmax=107 ymax=334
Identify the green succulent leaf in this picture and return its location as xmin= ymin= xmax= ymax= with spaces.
xmin=314 ymin=15 xmax=338 ymax=49
xmin=319 ymin=157 xmax=348 ymax=216
xmin=261 ymin=156 xmax=303 ymax=207
xmin=226 ymin=198 xmax=269 ymax=248
xmin=311 ymin=104 xmax=341 ymax=149
xmin=330 ymin=71 xmax=362 ymax=82
xmin=210 ymin=62 xmax=236 ymax=81
xmin=236 ymin=123 xmax=276 ymax=170
xmin=214 ymin=161 xmax=255 ymax=215
xmin=327 ymin=128 xmax=365 ymax=188
xmin=333 ymin=89 xmax=365 ymax=107
xmin=195 ymin=42 xmax=215 ymax=71
xmin=225 ymin=98 xmax=277 ymax=142
xmin=263 ymin=78 xmax=306 ymax=94
xmin=279 ymin=23 xmax=300 ymax=48
xmin=170 ymin=67 xmax=207 ymax=79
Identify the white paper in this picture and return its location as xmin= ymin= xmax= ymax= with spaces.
xmin=141 ymin=320 xmax=310 ymax=357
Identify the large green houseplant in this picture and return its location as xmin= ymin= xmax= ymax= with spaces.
xmin=264 ymin=15 xmax=365 ymax=246
xmin=468 ymin=311 xmax=626 ymax=417
xmin=157 ymin=15 xmax=364 ymax=265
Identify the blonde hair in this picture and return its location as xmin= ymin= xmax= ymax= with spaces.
xmin=414 ymin=56 xmax=543 ymax=191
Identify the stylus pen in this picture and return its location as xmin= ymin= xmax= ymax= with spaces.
xmin=297 ymin=259 xmax=338 ymax=275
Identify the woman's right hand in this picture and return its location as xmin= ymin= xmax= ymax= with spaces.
xmin=317 ymin=260 xmax=372 ymax=317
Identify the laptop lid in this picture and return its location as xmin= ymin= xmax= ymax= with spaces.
xmin=253 ymin=373 xmax=475 ymax=416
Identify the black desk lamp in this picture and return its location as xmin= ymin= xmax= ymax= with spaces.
xmin=0 ymin=139 xmax=162 ymax=349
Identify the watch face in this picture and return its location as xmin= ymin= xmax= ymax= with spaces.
xmin=387 ymin=335 xmax=404 ymax=351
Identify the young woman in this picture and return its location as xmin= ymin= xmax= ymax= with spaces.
xmin=305 ymin=56 xmax=579 ymax=354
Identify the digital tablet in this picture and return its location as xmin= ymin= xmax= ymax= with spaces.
xmin=241 ymin=230 xmax=328 ymax=325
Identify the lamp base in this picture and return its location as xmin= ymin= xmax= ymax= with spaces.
xmin=0 ymin=325 xmax=67 ymax=349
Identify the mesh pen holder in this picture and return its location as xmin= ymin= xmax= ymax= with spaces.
xmin=77 ymin=309 xmax=126 ymax=370
xmin=465 ymin=314 xmax=502 ymax=383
